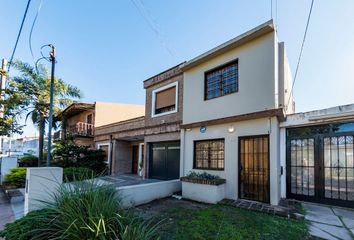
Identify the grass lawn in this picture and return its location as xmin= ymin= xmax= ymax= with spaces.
xmin=137 ymin=198 xmax=312 ymax=240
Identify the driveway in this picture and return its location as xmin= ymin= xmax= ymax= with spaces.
xmin=303 ymin=202 xmax=354 ymax=240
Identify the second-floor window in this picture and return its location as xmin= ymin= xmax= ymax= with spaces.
xmin=152 ymin=82 xmax=178 ymax=117
xmin=205 ymin=60 xmax=238 ymax=100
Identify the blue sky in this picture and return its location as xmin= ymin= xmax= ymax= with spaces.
xmin=1 ymin=0 xmax=354 ymax=137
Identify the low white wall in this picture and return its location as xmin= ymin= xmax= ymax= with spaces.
xmin=24 ymin=167 xmax=63 ymax=215
xmin=182 ymin=181 xmax=225 ymax=204
xmin=118 ymin=180 xmax=181 ymax=208
xmin=0 ymin=156 xmax=18 ymax=183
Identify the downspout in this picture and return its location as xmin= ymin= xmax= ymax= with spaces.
xmin=109 ymin=135 xmax=113 ymax=175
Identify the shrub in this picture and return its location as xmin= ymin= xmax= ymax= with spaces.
xmin=18 ymin=155 xmax=38 ymax=167
xmin=185 ymin=171 xmax=221 ymax=180
xmin=53 ymin=140 xmax=107 ymax=174
xmin=63 ymin=167 xmax=95 ymax=182
xmin=4 ymin=168 xmax=26 ymax=188
xmin=0 ymin=179 xmax=161 ymax=240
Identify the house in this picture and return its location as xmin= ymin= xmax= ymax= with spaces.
xmin=93 ymin=20 xmax=354 ymax=208
xmin=94 ymin=64 xmax=184 ymax=178
xmin=1 ymin=136 xmax=41 ymax=156
xmin=54 ymin=101 xmax=145 ymax=153
xmin=179 ymin=20 xmax=294 ymax=205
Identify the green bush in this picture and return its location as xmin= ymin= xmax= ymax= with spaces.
xmin=63 ymin=167 xmax=95 ymax=182
xmin=53 ymin=140 xmax=107 ymax=174
xmin=4 ymin=168 xmax=26 ymax=188
xmin=186 ymin=171 xmax=221 ymax=180
xmin=18 ymin=155 xmax=38 ymax=167
xmin=0 ymin=179 xmax=161 ymax=240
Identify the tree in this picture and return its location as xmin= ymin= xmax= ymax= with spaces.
xmin=9 ymin=60 xmax=82 ymax=165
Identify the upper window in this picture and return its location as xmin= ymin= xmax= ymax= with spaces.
xmin=205 ymin=60 xmax=239 ymax=100
xmin=194 ymin=139 xmax=225 ymax=170
xmin=152 ymin=82 xmax=178 ymax=117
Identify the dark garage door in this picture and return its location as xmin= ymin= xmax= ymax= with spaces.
xmin=149 ymin=142 xmax=180 ymax=180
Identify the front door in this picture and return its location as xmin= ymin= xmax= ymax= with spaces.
xmin=132 ymin=145 xmax=139 ymax=174
xmin=149 ymin=142 xmax=180 ymax=180
xmin=239 ymin=135 xmax=270 ymax=203
xmin=287 ymin=124 xmax=354 ymax=207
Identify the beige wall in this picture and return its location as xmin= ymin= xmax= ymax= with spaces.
xmin=278 ymin=42 xmax=294 ymax=114
xmin=183 ymin=32 xmax=277 ymax=124
xmin=180 ymin=117 xmax=281 ymax=205
xmin=94 ymin=102 xmax=145 ymax=127
xmin=66 ymin=110 xmax=95 ymax=127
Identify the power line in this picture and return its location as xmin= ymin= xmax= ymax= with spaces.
xmin=29 ymin=0 xmax=43 ymax=69
xmin=7 ymin=0 xmax=32 ymax=73
xmin=286 ymin=0 xmax=315 ymax=110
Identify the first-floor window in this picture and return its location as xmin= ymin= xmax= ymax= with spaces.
xmin=194 ymin=139 xmax=224 ymax=170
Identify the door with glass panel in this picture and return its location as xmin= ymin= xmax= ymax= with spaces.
xmin=239 ymin=135 xmax=269 ymax=203
xmin=287 ymin=125 xmax=354 ymax=207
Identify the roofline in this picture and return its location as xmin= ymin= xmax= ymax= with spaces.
xmin=95 ymin=115 xmax=145 ymax=130
xmin=143 ymin=62 xmax=186 ymax=83
xmin=181 ymin=20 xmax=275 ymax=71
xmin=57 ymin=102 xmax=95 ymax=118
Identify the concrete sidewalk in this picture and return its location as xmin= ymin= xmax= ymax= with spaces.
xmin=303 ymin=203 xmax=354 ymax=240
xmin=0 ymin=191 xmax=15 ymax=231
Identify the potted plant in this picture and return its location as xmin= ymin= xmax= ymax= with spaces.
xmin=181 ymin=171 xmax=226 ymax=204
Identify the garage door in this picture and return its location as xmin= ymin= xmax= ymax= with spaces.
xmin=149 ymin=142 xmax=180 ymax=180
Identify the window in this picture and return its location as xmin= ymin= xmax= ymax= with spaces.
xmin=152 ymin=82 xmax=178 ymax=117
xmin=194 ymin=139 xmax=224 ymax=170
xmin=205 ymin=60 xmax=238 ymax=100
xmin=98 ymin=144 xmax=110 ymax=163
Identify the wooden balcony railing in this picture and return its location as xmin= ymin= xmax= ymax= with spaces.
xmin=54 ymin=122 xmax=95 ymax=141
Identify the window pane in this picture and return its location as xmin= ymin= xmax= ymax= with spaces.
xmin=194 ymin=139 xmax=224 ymax=170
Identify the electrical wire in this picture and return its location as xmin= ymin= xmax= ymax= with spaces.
xmin=130 ymin=0 xmax=177 ymax=60
xmin=29 ymin=0 xmax=44 ymax=70
xmin=7 ymin=0 xmax=32 ymax=73
xmin=286 ymin=0 xmax=315 ymax=110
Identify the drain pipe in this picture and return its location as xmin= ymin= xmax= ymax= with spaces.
xmin=109 ymin=135 xmax=113 ymax=175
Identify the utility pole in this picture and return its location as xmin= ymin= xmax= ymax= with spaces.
xmin=0 ymin=59 xmax=8 ymax=155
xmin=46 ymin=45 xmax=55 ymax=166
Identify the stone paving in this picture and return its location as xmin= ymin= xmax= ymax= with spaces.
xmin=303 ymin=202 xmax=354 ymax=240
xmin=0 ymin=191 xmax=15 ymax=232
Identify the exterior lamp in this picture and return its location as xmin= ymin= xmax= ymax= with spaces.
xmin=228 ymin=125 xmax=235 ymax=133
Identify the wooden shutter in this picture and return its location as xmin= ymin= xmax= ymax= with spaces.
xmin=155 ymin=86 xmax=176 ymax=110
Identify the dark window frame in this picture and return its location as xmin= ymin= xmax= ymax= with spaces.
xmin=204 ymin=59 xmax=239 ymax=101
xmin=193 ymin=138 xmax=225 ymax=170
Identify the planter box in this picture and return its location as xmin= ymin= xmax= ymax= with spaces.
xmin=181 ymin=178 xmax=226 ymax=204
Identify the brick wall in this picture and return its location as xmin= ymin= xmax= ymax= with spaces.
xmin=112 ymin=140 xmax=132 ymax=175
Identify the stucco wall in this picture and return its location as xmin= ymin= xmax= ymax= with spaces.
xmin=67 ymin=110 xmax=95 ymax=127
xmin=181 ymin=116 xmax=281 ymax=205
xmin=183 ymin=32 xmax=277 ymax=124
xmin=95 ymin=102 xmax=145 ymax=127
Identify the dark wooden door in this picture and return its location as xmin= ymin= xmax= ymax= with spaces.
xmin=132 ymin=145 xmax=139 ymax=174
xmin=239 ymin=135 xmax=270 ymax=203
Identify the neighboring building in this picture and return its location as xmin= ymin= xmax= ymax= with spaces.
xmin=95 ymin=64 xmax=184 ymax=178
xmin=180 ymin=20 xmax=293 ymax=205
xmin=280 ymin=104 xmax=354 ymax=208
xmin=2 ymin=136 xmax=41 ymax=156
xmin=54 ymin=102 xmax=145 ymax=149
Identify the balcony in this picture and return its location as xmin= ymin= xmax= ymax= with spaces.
xmin=54 ymin=122 xmax=95 ymax=141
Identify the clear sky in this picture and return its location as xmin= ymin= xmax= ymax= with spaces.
xmin=1 ymin=0 xmax=354 ymax=137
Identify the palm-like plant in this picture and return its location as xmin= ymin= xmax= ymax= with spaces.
xmin=10 ymin=60 xmax=82 ymax=165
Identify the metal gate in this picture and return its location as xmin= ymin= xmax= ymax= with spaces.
xmin=239 ymin=135 xmax=270 ymax=203
xmin=287 ymin=123 xmax=354 ymax=207
xmin=149 ymin=142 xmax=180 ymax=180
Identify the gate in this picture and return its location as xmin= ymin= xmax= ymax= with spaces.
xmin=287 ymin=122 xmax=354 ymax=207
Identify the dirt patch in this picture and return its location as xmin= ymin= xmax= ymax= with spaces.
xmin=134 ymin=197 xmax=209 ymax=220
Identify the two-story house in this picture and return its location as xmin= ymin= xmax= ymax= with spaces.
xmin=94 ymin=64 xmax=183 ymax=179
xmin=179 ymin=20 xmax=294 ymax=205
xmin=55 ymin=101 xmax=145 ymax=152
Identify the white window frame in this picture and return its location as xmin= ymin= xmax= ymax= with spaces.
xmin=151 ymin=81 xmax=178 ymax=118
xmin=97 ymin=142 xmax=111 ymax=164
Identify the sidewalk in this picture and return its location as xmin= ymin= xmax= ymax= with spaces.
xmin=303 ymin=202 xmax=354 ymax=240
xmin=0 ymin=191 xmax=15 ymax=232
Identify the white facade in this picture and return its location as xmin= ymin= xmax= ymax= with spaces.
xmin=180 ymin=20 xmax=292 ymax=205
